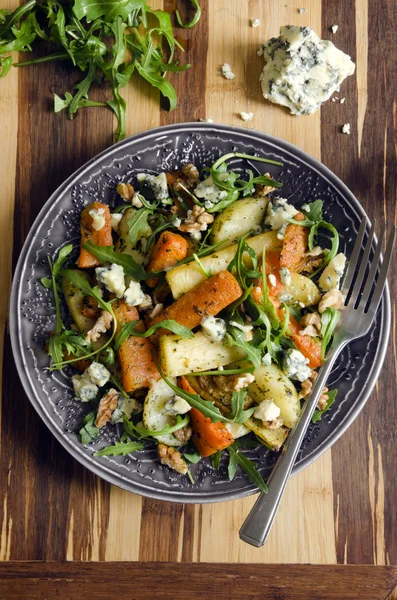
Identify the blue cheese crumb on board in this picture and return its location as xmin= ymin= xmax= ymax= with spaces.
xmin=259 ymin=25 xmax=355 ymax=116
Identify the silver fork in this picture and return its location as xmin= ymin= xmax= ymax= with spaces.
xmin=239 ymin=219 xmax=396 ymax=548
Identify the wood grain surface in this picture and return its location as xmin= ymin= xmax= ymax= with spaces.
xmin=0 ymin=562 xmax=397 ymax=600
xmin=1 ymin=0 xmax=397 ymax=585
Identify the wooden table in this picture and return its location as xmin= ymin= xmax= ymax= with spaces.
xmin=1 ymin=0 xmax=397 ymax=598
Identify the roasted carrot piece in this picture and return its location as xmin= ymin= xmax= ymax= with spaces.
xmin=250 ymin=251 xmax=322 ymax=369
xmin=113 ymin=300 xmax=160 ymax=392
xmin=179 ymin=376 xmax=234 ymax=457
xmin=149 ymin=271 xmax=243 ymax=338
xmin=279 ymin=211 xmax=308 ymax=272
xmin=286 ymin=315 xmax=322 ymax=369
xmin=251 ymin=249 xmax=283 ymax=303
xmin=146 ymin=231 xmax=190 ymax=288
xmin=77 ymin=202 xmax=113 ymax=269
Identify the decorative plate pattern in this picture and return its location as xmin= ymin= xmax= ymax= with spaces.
xmin=10 ymin=123 xmax=390 ymax=503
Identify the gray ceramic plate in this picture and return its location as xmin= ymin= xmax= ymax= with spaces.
xmin=10 ymin=123 xmax=390 ymax=503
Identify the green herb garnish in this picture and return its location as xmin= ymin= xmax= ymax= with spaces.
xmin=312 ymin=389 xmax=338 ymax=423
xmin=82 ymin=241 xmax=146 ymax=280
xmin=94 ymin=440 xmax=145 ymax=456
xmin=226 ymin=443 xmax=269 ymax=493
xmin=1 ymin=0 xmax=200 ymax=142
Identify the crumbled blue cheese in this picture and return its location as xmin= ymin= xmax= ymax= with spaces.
xmin=201 ymin=315 xmax=227 ymax=342
xmin=138 ymin=172 xmax=170 ymax=203
xmin=240 ymin=111 xmax=254 ymax=121
xmin=225 ymin=422 xmax=251 ymax=438
xmin=88 ymin=207 xmax=106 ymax=231
xmin=279 ymin=266 xmax=291 ymax=286
xmin=199 ymin=117 xmax=214 ymax=123
xmin=331 ymin=24 xmax=338 ymax=34
xmin=124 ymin=281 xmax=145 ymax=306
xmin=251 ymin=18 xmax=261 ymax=27
xmin=262 ymin=352 xmax=272 ymax=366
xmin=282 ymin=348 xmax=311 ymax=382
xmin=87 ymin=361 xmax=111 ymax=387
xmin=318 ymin=253 xmax=346 ymax=291
xmin=297 ymin=7 xmax=307 ymax=13
xmin=265 ymin=197 xmax=298 ymax=237
xmin=268 ymin=273 xmax=277 ymax=287
xmin=110 ymin=213 xmax=123 ymax=233
xmin=72 ymin=373 xmax=98 ymax=402
xmin=96 ymin=263 xmax=126 ymax=298
xmin=194 ymin=175 xmax=228 ymax=204
xmin=229 ymin=320 xmax=254 ymax=333
xmin=259 ymin=25 xmax=355 ymax=115
xmin=254 ymin=399 xmax=281 ymax=423
xmin=163 ymin=395 xmax=191 ymax=415
xmin=221 ymin=63 xmax=235 ymax=80
xmin=111 ymin=397 xmax=142 ymax=424
xmin=342 ymin=123 xmax=351 ymax=134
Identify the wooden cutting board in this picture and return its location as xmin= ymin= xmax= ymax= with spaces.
xmin=1 ymin=0 xmax=396 ymax=581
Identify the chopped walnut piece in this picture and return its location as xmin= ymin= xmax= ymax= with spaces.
xmin=254 ymin=173 xmax=275 ymax=197
xmin=318 ymin=288 xmax=344 ymax=313
xmin=157 ymin=443 xmax=188 ymax=475
xmin=179 ymin=205 xmax=214 ymax=233
xmin=173 ymin=163 xmax=200 ymax=191
xmin=264 ymin=415 xmax=284 ymax=430
xmin=296 ymin=246 xmax=324 ymax=274
xmin=300 ymin=312 xmax=321 ymax=337
xmin=95 ymin=388 xmax=119 ymax=428
xmin=116 ymin=182 xmax=142 ymax=207
xmin=86 ymin=310 xmax=113 ymax=343
xmin=117 ymin=182 xmax=135 ymax=201
xmin=82 ymin=295 xmax=100 ymax=319
xmin=197 ymin=375 xmax=230 ymax=402
xmin=213 ymin=373 xmax=255 ymax=393
xmin=173 ymin=426 xmax=193 ymax=443
xmin=298 ymin=371 xmax=329 ymax=409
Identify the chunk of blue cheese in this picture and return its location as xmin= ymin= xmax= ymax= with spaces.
xmin=259 ymin=25 xmax=355 ymax=115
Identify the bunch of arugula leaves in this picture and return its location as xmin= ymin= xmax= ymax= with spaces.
xmin=0 ymin=0 xmax=201 ymax=141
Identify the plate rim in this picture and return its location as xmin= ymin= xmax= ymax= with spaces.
xmin=9 ymin=122 xmax=391 ymax=503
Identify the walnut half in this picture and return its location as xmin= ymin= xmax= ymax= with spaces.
xmin=157 ymin=444 xmax=188 ymax=475
xmin=95 ymin=388 xmax=119 ymax=428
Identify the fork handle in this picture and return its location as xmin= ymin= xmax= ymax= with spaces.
xmin=239 ymin=345 xmax=343 ymax=548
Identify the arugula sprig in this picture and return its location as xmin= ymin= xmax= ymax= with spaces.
xmin=230 ymin=390 xmax=256 ymax=424
xmin=1 ymin=0 xmax=200 ymax=141
xmin=48 ymin=269 xmax=118 ymax=369
xmin=206 ymin=152 xmax=282 ymax=213
xmin=312 ymin=389 xmax=338 ymax=423
xmin=287 ymin=200 xmax=340 ymax=278
xmin=123 ymin=414 xmax=190 ymax=439
xmin=320 ymin=308 xmax=341 ymax=359
xmin=226 ymin=443 xmax=269 ymax=493
xmin=115 ymin=319 xmax=193 ymax=351
xmin=94 ymin=440 xmax=145 ymax=456
xmin=40 ymin=244 xmax=92 ymax=365
xmin=153 ymin=356 xmax=233 ymax=424
xmin=82 ymin=240 xmax=146 ymax=280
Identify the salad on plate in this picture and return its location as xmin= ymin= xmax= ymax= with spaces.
xmin=42 ymin=152 xmax=346 ymax=490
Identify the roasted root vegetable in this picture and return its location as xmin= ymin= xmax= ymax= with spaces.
xmin=146 ymin=231 xmax=189 ymax=287
xmin=279 ymin=212 xmax=308 ymax=272
xmin=248 ymin=363 xmax=300 ymax=428
xmin=210 ymin=197 xmax=268 ymax=248
xmin=244 ymin=417 xmax=289 ymax=451
xmin=143 ymin=379 xmax=185 ymax=447
xmin=159 ymin=332 xmax=247 ymax=377
xmin=115 ymin=207 xmax=151 ymax=265
xmin=113 ymin=300 xmax=160 ymax=391
xmin=287 ymin=315 xmax=322 ymax=369
xmin=62 ymin=270 xmax=96 ymax=334
xmin=166 ymin=231 xmax=281 ymax=299
xmin=149 ymin=271 xmax=243 ymax=336
xmin=179 ymin=376 xmax=234 ymax=456
xmin=77 ymin=202 xmax=113 ymax=269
